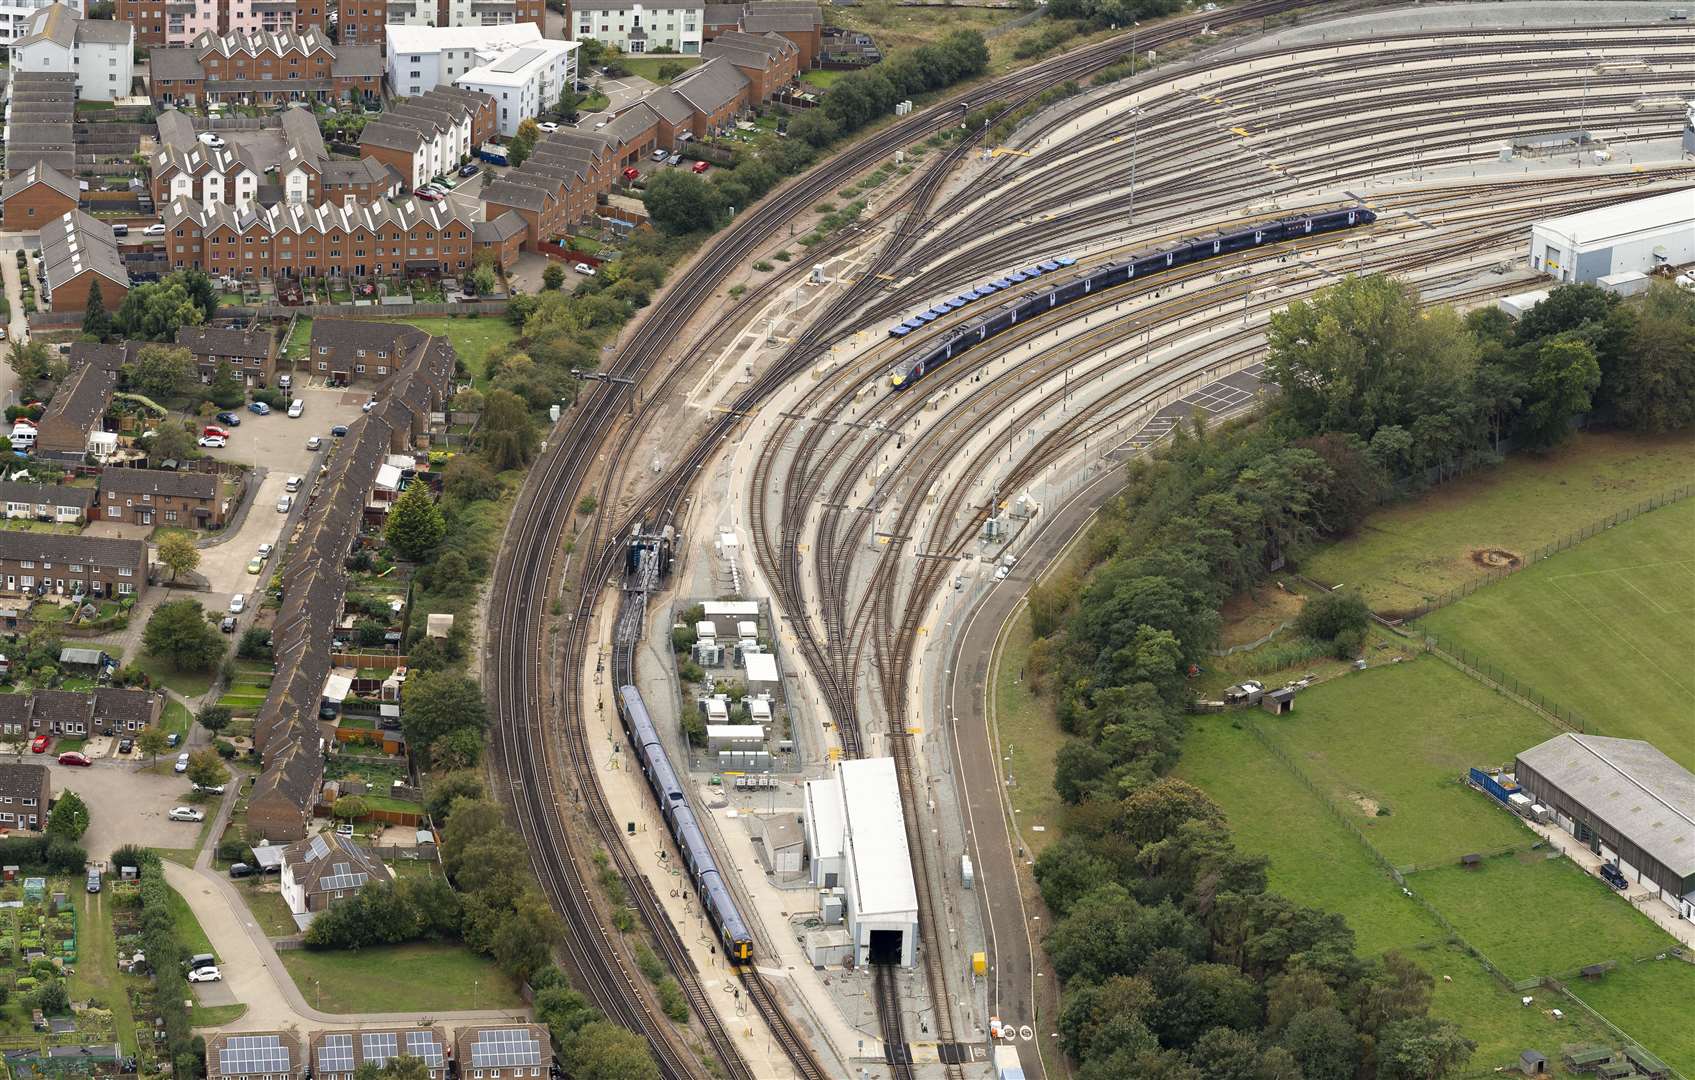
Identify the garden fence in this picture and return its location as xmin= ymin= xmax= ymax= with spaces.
xmin=1423 ymin=635 xmax=1594 ymax=737
xmin=1551 ymin=982 xmax=1690 ymax=1080
xmin=1384 ymin=484 xmax=1693 ymax=623
xmin=1207 ymin=620 xmax=1292 ymax=657
xmin=217 ymin=300 xmax=511 ymax=318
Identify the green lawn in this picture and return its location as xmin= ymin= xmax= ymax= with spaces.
xmin=1419 ymin=499 xmax=1694 ymax=771
xmin=283 ymin=317 xmax=313 ymax=361
xmin=394 ymin=316 xmax=518 ymax=388
xmin=1414 ymin=943 xmax=1612 ymax=1075
xmin=70 ymin=890 xmax=138 ymax=1054
xmin=191 ymin=1004 xmax=248 ymax=1026
xmin=800 ymin=68 xmax=847 ymax=89
xmin=124 ymin=651 xmax=218 ymax=699
xmin=1407 ymin=853 xmax=1679 ymax=982
xmin=1261 ymin=658 xmax=1560 ymax=870
xmin=236 ymin=884 xmax=299 ymax=938
xmin=619 ymin=56 xmax=699 ymax=83
xmin=1566 ymin=960 xmax=1695 ymax=1075
xmin=1177 ymin=718 xmax=1446 ymax=958
xmin=160 ymin=700 xmax=191 ymax=738
xmin=1301 ymin=430 xmax=1695 ymax=614
xmin=164 ymin=883 xmax=216 ymax=959
xmin=991 ymin=609 xmax=1066 ymax=854
xmin=279 ymin=943 xmax=524 ymax=1012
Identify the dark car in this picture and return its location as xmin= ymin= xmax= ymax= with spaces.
xmin=215 ymin=411 xmax=242 ymax=426
xmin=228 ymin=863 xmax=254 ymax=879
xmin=330 ymin=425 xmax=348 ymax=437
xmin=459 ymin=163 xmax=479 ymax=178
xmin=1600 ymin=863 xmax=1628 ymax=890
xmin=220 ymin=615 xmax=237 ymax=633
xmin=117 ymin=736 xmax=133 ymax=754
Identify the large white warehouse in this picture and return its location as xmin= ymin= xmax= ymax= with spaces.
xmin=803 ymin=757 xmax=918 ymax=967
xmin=1528 ymin=189 xmax=1695 ymax=284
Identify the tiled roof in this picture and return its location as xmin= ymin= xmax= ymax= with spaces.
xmin=474 ymin=210 xmax=526 ymax=244
xmin=0 ymin=762 xmax=49 ymax=807
xmin=99 ymin=467 xmax=217 ymax=502
xmin=40 ymin=210 xmax=130 ymax=293
xmin=668 ymin=57 xmax=749 ymax=115
xmin=35 ymin=364 xmax=117 ymax=445
xmin=93 ymin=688 xmax=160 ymax=727
xmin=0 ymin=530 xmax=145 ymax=571
xmin=0 ymin=481 xmax=94 ymax=510
xmin=177 ymin=325 xmax=276 ymax=360
xmin=1 ymin=162 xmax=78 ymax=203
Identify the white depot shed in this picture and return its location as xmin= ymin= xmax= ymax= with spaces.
xmin=803 ymin=776 xmax=845 ymax=889
xmin=707 ymin=724 xmax=765 ymax=752
xmin=1529 ymin=189 xmax=1695 ymax=284
xmin=838 ymin=758 xmax=918 ymax=966
xmin=744 ymin=651 xmax=780 ymax=691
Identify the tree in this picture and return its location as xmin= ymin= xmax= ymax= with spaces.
xmin=1515 ymin=335 xmax=1601 ymax=449
xmin=156 ymin=531 xmax=201 ymax=582
xmin=196 ymin=704 xmax=232 ymax=735
xmin=787 ymin=109 xmax=838 ymax=148
xmin=46 ymin=791 xmax=89 ymax=840
xmin=148 ymin=420 xmax=201 ymax=466
xmin=185 ymin=748 xmax=229 ymax=791
xmin=642 ymin=170 xmax=728 ymax=235
xmin=1280 ymin=1007 xmax=1361 ymax=1080
xmin=33 ymin=981 xmax=70 ymax=1016
xmin=566 ymin=1022 xmax=660 ymax=1080
xmin=402 ymin=670 xmax=489 ymax=758
xmin=542 ymin=262 xmax=565 ymax=291
xmin=142 ymin=600 xmax=226 ymax=672
xmin=1294 ymin=590 xmax=1370 ymax=658
xmin=425 ymin=771 xmax=485 ymax=824
xmin=82 ymin=281 xmax=111 ymax=341
xmin=207 ymin=359 xmax=245 ymax=408
xmin=1608 ymin=280 xmax=1695 ymax=433
xmin=113 ymin=281 xmax=204 ymax=342
xmin=126 ymin=343 xmax=197 ymax=399
xmin=1374 ymin=1016 xmax=1475 ymax=1080
xmin=480 ymin=388 xmax=538 ymax=471
xmin=470 ymin=264 xmax=498 ymax=297
xmin=332 ymin=795 xmax=370 ymax=823
xmin=8 ymin=340 xmax=57 ymax=386
xmin=509 ymin=117 xmax=541 ymax=167
xmin=385 ymin=482 xmax=446 ymax=561
xmin=430 ymin=727 xmax=484 ymax=770
xmin=135 ymin=726 xmax=170 ymax=762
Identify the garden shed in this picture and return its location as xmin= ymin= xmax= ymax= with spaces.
xmin=1519 ymin=1050 xmax=1546 ymax=1076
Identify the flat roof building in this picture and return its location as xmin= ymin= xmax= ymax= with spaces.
xmin=456 ymin=38 xmax=578 ymax=138
xmin=1515 ymin=733 xmax=1695 ymax=922
xmin=804 ymin=757 xmax=917 ymax=966
xmin=1529 ymin=188 xmax=1695 ymax=284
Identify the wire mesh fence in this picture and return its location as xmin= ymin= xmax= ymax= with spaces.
xmin=1423 ymin=636 xmax=1594 ymax=736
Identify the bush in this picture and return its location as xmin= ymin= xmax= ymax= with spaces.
xmin=634 ymin=942 xmax=665 ymax=984
xmin=657 ymin=977 xmax=688 ymax=1023
xmin=236 ymin=626 xmax=272 ymax=661
xmin=251 ymin=388 xmax=286 ymax=409
xmin=1294 ymin=590 xmax=1371 ymax=649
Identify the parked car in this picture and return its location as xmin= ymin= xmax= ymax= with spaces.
xmin=306 ymin=435 xmax=322 ymax=451
xmin=434 ymin=176 xmax=457 ymax=189
xmin=228 ymin=863 xmax=254 ymax=879
xmin=197 ymin=435 xmax=226 ymax=448
xmin=285 ymin=474 xmax=304 ymax=492
xmin=622 ymin=166 xmax=640 ymax=182
xmin=186 ymin=966 xmax=221 ymax=983
xmin=220 ymin=614 xmax=237 ymax=633
xmin=258 ymin=542 xmax=274 ymax=558
xmin=246 ymin=556 xmax=264 ymax=575
xmin=362 ymin=398 xmax=376 ymax=413
xmin=111 ymin=224 xmax=129 ymax=237
xmin=287 ymin=399 xmax=305 ymax=418
xmin=651 ymin=147 xmax=668 ymax=160
xmin=143 ymin=223 xmax=167 ymax=236
xmin=214 ymin=411 xmax=241 ymax=426
xmin=691 ymin=160 xmax=710 ymax=174
xmin=573 ymin=262 xmax=596 ymax=276
xmin=229 ymin=593 xmax=246 ymax=614
xmin=169 ymin=805 xmax=203 ymax=822
xmin=202 ymin=425 xmax=229 ymax=439
xmin=414 ymin=189 xmax=442 ymax=202
xmin=30 ymin=735 xmax=48 ymax=753
xmin=248 ymin=400 xmax=270 ymax=415
xmin=167 ymin=732 xmax=180 ymax=747
xmin=117 ymin=736 xmax=133 ymax=754
xmin=459 ymin=163 xmax=480 ymax=178
xmin=335 ymin=822 xmax=355 ymax=837
xmin=1600 ymin=862 xmax=1628 ymax=890
xmin=192 ymin=781 xmax=226 ymax=795
xmin=172 ymin=753 xmax=190 ymax=774
xmin=276 ymin=493 xmax=294 ymax=513
xmin=197 ymin=133 xmax=225 ymax=148
xmin=278 ymin=374 xmax=292 ymax=389
xmin=58 ymin=751 xmax=91 ymax=767
xmin=538 ymin=121 xmax=560 ymax=133
xmin=86 ymin=869 xmax=101 ymax=893
xmin=330 ymin=425 xmax=348 ymax=438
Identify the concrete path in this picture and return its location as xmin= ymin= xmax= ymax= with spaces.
xmin=0 ymin=249 xmax=28 ymax=406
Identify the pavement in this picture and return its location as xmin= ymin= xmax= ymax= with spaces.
xmin=0 ymin=248 xmax=29 ymax=406
xmin=438 ymin=170 xmax=487 ymax=223
xmin=576 ymin=73 xmax=655 ymax=129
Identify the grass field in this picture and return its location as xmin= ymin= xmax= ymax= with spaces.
xmin=991 ymin=609 xmax=1066 ymax=854
xmin=71 ymin=890 xmax=138 ymax=1054
xmin=618 ymin=57 xmax=699 ymax=83
xmin=1263 ymin=658 xmax=1560 ymax=869
xmin=165 ymin=884 xmax=216 ymax=959
xmin=394 ymin=316 xmax=517 ymax=388
xmin=1302 ymin=430 xmax=1695 ymax=613
xmin=1416 ymin=943 xmax=1611 ymax=1074
xmin=1409 ymin=853 xmax=1680 ymax=981
xmin=279 ymin=943 xmax=523 ymax=1013
xmin=1567 ymin=960 xmax=1695 ymax=1075
xmin=1419 ymin=498 xmax=1694 ymax=771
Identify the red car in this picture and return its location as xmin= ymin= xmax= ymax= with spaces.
xmin=622 ymin=166 xmax=640 ymax=182
xmin=691 ymin=160 xmax=710 ymax=174
xmin=30 ymin=735 xmax=49 ymax=753
xmin=202 ymin=425 xmax=230 ymax=439
xmin=57 ymin=751 xmax=90 ymax=767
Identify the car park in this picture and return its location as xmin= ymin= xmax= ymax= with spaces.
xmin=172 ymin=754 xmax=190 ymax=774
xmin=198 ymin=435 xmax=226 ymax=448
xmin=306 ymin=435 xmax=322 ymax=450
xmin=58 ymin=751 xmax=91 ymax=767
xmin=276 ymin=493 xmax=294 ymax=513
xmin=249 ymin=401 xmax=271 ymax=415
xmin=30 ymin=735 xmax=48 ymax=753
xmin=287 ymin=399 xmax=305 ymax=418
xmin=229 ymin=593 xmax=246 ymax=614
xmin=187 ymin=965 xmax=221 ymax=983
xmin=574 ymin=262 xmax=596 ymax=276
xmin=215 ymin=411 xmax=241 ymax=426
xmin=434 ymin=176 xmax=457 ymax=189
xmin=117 ymin=737 xmax=133 ymax=754
xmin=143 ymin=223 xmax=168 ymax=236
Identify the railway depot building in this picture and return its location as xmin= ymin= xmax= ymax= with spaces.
xmin=1515 ymin=734 xmax=1695 ymax=922
xmin=803 ymin=757 xmax=918 ymax=966
xmin=1529 ymin=188 xmax=1695 ymax=284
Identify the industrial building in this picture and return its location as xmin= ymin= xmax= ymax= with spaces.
xmin=1514 ymin=734 xmax=1695 ymax=922
xmin=802 ymin=757 xmax=918 ymax=966
xmin=1528 ymin=188 xmax=1695 ymax=284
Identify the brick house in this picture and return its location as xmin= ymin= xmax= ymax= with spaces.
xmin=207 ymin=1032 xmax=304 ymax=1080
xmin=702 ymin=30 xmax=797 ymax=103
xmin=308 ymin=1028 xmax=450 ymax=1080
xmin=40 ymin=211 xmax=129 ymax=314
xmin=0 ymin=481 xmax=93 ymax=525
xmin=0 ymin=764 xmax=50 ymax=831
xmin=0 ymin=532 xmax=148 ymax=599
xmin=0 ymin=162 xmax=78 ymax=227
xmin=321 ymin=159 xmax=401 ymax=205
xmin=454 ymin=1027 xmax=549 ymax=1080
xmin=92 ymin=688 xmax=165 ymax=734
xmin=480 ymin=175 xmax=564 ymax=254
xmin=97 ymin=467 xmax=225 ymax=529
xmin=0 ymin=688 xmax=162 ymax=739
xmin=357 ymin=88 xmax=494 ymax=193
xmin=148 ymin=29 xmax=382 ymax=108
xmin=738 ymin=1 xmax=822 ymax=68
xmin=279 ymin=832 xmax=392 ymax=915
xmin=473 ymin=211 xmax=526 ymax=271
xmin=304 ymin=320 xmax=429 ymax=387
xmin=177 ymin=325 xmax=278 ymax=388
xmin=152 ymin=108 xmax=327 ymax=211
xmin=29 ymin=690 xmax=92 ymax=736
xmin=34 ymin=363 xmax=117 ymax=463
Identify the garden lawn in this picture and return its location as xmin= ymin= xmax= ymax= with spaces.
xmin=1566 ymin=959 xmax=1695 ymax=1075
xmin=160 ymin=701 xmax=191 ymax=739
xmin=237 ymin=885 xmax=300 ymax=938
xmin=1262 ymin=658 xmax=1561 ymax=870
xmin=1301 ymin=429 xmax=1695 ymax=613
xmin=395 ymin=316 xmax=517 ymax=388
xmin=71 ymin=889 xmax=138 ymax=1054
xmin=801 ymin=68 xmax=846 ymax=89
xmin=164 ymin=883 xmax=216 ymax=959
xmin=192 ymin=1004 xmax=248 ymax=1026
xmin=283 ymin=317 xmax=313 ymax=361
xmin=279 ymin=943 xmax=523 ymax=1012
xmin=991 ymin=610 xmax=1065 ymax=854
xmin=1406 ymin=853 xmax=1679 ymax=981
xmin=1419 ymin=499 xmax=1695 ymax=771
xmin=1177 ymin=718 xmax=1445 ymax=957
xmin=619 ymin=57 xmax=699 ymax=82
xmin=126 ymin=652 xmax=218 ymax=699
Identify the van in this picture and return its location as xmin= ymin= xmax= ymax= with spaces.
xmin=187 ymin=954 xmax=217 ymax=972
xmin=111 ymin=224 xmax=129 ymax=237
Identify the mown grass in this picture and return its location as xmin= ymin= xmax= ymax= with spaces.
xmin=1301 ymin=430 xmax=1695 ymax=613
xmin=990 ymin=609 xmax=1066 ymax=854
xmin=395 ymin=316 xmax=518 ymax=389
xmin=1419 ymin=498 xmax=1695 ymax=771
xmin=1566 ymin=959 xmax=1695 ymax=1075
xmin=279 ymin=943 xmax=522 ymax=1012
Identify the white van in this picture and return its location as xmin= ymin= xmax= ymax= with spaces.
xmin=8 ymin=421 xmax=36 ymax=452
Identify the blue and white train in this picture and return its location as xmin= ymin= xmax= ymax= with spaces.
xmin=887 ymin=206 xmax=1376 ymax=390
xmin=616 ymin=684 xmax=754 ymax=963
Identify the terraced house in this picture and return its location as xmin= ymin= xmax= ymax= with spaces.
xmin=177 ymin=324 xmax=279 ymax=387
xmin=0 ymin=481 xmax=93 ymax=525
xmin=357 ymin=86 xmax=497 ymax=193
xmin=97 ymin=467 xmax=226 ymax=529
xmin=148 ymin=28 xmax=383 ymax=107
xmin=118 ymin=0 xmax=328 ymax=47
xmin=151 ymin=107 xmax=327 ymax=210
xmin=0 ymin=532 xmax=148 ymax=599
xmin=163 ymin=195 xmax=476 ymax=280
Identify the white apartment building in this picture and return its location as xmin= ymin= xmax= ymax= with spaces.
xmin=12 ymin=2 xmax=132 ymax=101
xmin=0 ymin=0 xmax=76 ymax=48
xmin=456 ymin=39 xmax=577 ymax=137
xmin=386 ymin=22 xmax=544 ymax=97
xmin=572 ymin=0 xmax=703 ymax=54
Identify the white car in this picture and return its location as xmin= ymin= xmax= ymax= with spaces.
xmin=287 ymin=399 xmax=305 ymax=418
xmin=187 ymin=965 xmax=222 ymax=983
xmin=198 ymin=435 xmax=226 ymax=448
xmin=257 ymin=542 xmax=274 ymax=558
xmin=537 ymin=121 xmax=559 ymax=133
xmin=196 ymin=132 xmax=225 ymax=148
xmin=285 ymin=475 xmax=304 ymax=492
xmin=306 ymin=436 xmax=322 ymax=451
xmin=573 ymin=262 xmax=596 ymax=276
xmin=172 ymin=754 xmax=190 ymax=774
xmin=191 ymin=781 xmax=226 ymax=795
xmin=143 ymin=223 xmax=167 ymax=236
xmin=228 ymin=593 xmax=246 ymax=614
xmin=276 ymin=493 xmax=294 ymax=513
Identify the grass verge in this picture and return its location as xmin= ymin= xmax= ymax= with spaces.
xmin=278 ymin=942 xmax=523 ymax=1013
xmin=990 ymin=608 xmax=1065 ymax=854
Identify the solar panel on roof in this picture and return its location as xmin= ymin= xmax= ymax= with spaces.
xmin=404 ymin=1032 xmax=445 ymax=1068
xmin=305 ymin=834 xmax=330 ymax=861
xmin=318 ymin=1035 xmax=354 ymax=1073
xmin=220 ymin=1035 xmax=291 ymax=1076
xmin=469 ymin=1029 xmax=542 ymax=1069
xmin=361 ymin=1033 xmax=398 ymax=1067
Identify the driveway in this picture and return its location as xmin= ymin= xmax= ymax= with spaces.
xmin=33 ymin=756 xmax=203 ymax=863
xmin=440 ymin=170 xmax=487 ymax=223
xmin=577 ymin=74 xmax=655 ymax=128
xmin=0 ymin=249 xmax=29 ymax=405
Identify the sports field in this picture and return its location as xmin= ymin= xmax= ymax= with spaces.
xmin=1419 ymin=498 xmax=1695 ymax=770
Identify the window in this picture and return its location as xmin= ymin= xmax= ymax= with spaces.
xmin=19 ymin=561 xmax=32 ymax=569
xmin=118 ymin=567 xmax=133 ymax=577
